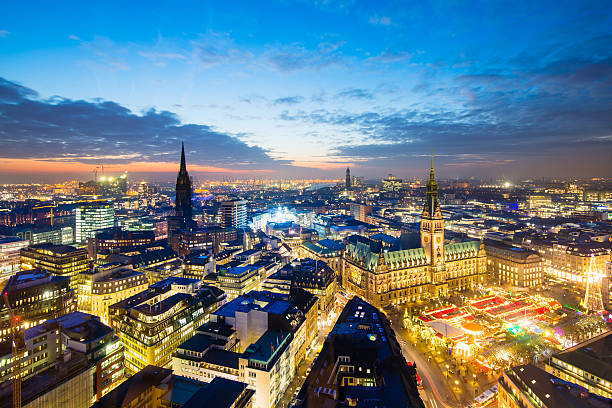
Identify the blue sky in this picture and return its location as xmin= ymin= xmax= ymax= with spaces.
xmin=1 ymin=0 xmax=611 ymax=181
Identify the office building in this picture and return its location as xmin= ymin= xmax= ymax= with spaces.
xmin=20 ymin=243 xmax=90 ymax=289
xmin=498 ymin=364 xmax=610 ymax=408
xmin=99 ymin=242 xmax=179 ymax=271
xmin=0 ymin=236 xmax=28 ymax=282
xmin=176 ymin=226 xmax=238 ymax=256
xmin=604 ymin=261 xmax=612 ymax=310
xmin=0 ymin=224 xmax=73 ymax=246
xmin=382 ymin=173 xmax=402 ymax=192
xmin=0 ymin=312 xmax=124 ymax=408
xmin=92 ymin=365 xmax=254 ymax=408
xmin=173 ymin=290 xmax=317 ymax=408
xmin=183 ymin=252 xmax=216 ymax=280
xmin=349 ymin=202 xmax=373 ymax=222
xmin=545 ymin=331 xmax=612 ymax=399
xmin=217 ymin=265 xmax=263 ymax=300
xmin=485 ymin=240 xmax=543 ymax=288
xmin=77 ymin=264 xmax=148 ymax=324
xmin=527 ymin=195 xmax=552 ymax=210
xmin=108 ymin=277 xmax=226 ymax=374
xmin=221 ymin=199 xmax=247 ymax=228
xmin=141 ymin=258 xmax=183 ymax=284
xmin=549 ymin=242 xmax=609 ymax=284
xmin=0 ymin=269 xmax=75 ymax=341
xmin=294 ymin=296 xmax=425 ymax=408
xmin=75 ymin=201 xmax=115 ymax=244
xmin=345 ymin=167 xmax=351 ymax=190
xmin=88 ymin=227 xmax=155 ymax=260
xmin=343 ymin=158 xmax=486 ymax=308
xmin=299 ymin=239 xmax=344 ymax=277
xmin=265 ymin=258 xmax=337 ymax=316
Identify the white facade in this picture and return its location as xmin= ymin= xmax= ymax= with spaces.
xmin=0 ymin=236 xmax=28 ymax=281
xmin=75 ymin=203 xmax=114 ymax=244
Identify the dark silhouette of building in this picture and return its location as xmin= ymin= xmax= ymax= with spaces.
xmin=176 ymin=142 xmax=193 ymax=223
xmin=168 ymin=143 xmax=195 ymax=247
xmin=345 ymin=167 xmax=351 ymax=190
xmin=294 ymin=296 xmax=425 ymax=407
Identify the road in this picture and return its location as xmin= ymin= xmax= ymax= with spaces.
xmin=278 ymin=302 xmax=342 ymax=408
xmin=388 ymin=312 xmax=459 ymax=408
xmin=387 ymin=309 xmax=498 ymax=408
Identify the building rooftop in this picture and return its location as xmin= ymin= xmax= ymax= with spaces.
xmin=196 ymin=321 xmax=236 ymax=338
xmin=295 ymin=296 xmax=424 ymax=408
xmin=177 ymin=333 xmax=216 ymax=353
xmin=220 ymin=265 xmax=256 ymax=276
xmin=213 ymin=291 xmax=292 ymax=318
xmin=53 ymin=311 xmax=113 ymax=343
xmin=94 ymin=267 xmax=144 ymax=283
xmin=504 ymin=364 xmax=611 ymax=408
xmin=553 ymin=331 xmax=612 ymax=383
xmin=243 ymin=329 xmax=290 ymax=367
xmin=181 ymin=377 xmax=253 ymax=408
xmin=0 ymin=236 xmax=26 ymax=244
xmin=1 ymin=269 xmax=69 ymax=296
xmin=134 ymin=292 xmax=192 ymax=316
xmin=203 ymin=349 xmax=241 ymax=370
xmin=92 ymin=366 xmax=173 ymax=408
xmin=26 ymin=243 xmax=82 ymax=255
xmin=0 ymin=347 xmax=90 ymax=408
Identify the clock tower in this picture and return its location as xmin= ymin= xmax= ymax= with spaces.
xmin=421 ymin=149 xmax=445 ymax=267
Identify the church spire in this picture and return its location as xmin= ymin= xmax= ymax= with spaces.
xmin=424 ymin=147 xmax=440 ymax=217
xmin=179 ymin=141 xmax=187 ymax=174
xmin=429 ymin=147 xmax=435 ymax=185
xmin=175 ymin=141 xmax=193 ymax=224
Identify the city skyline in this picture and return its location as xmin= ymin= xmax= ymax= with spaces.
xmin=1 ymin=0 xmax=611 ymax=183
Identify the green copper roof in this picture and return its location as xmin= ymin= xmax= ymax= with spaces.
xmin=345 ymin=241 xmax=380 ymax=271
xmin=444 ymin=241 xmax=481 ymax=261
xmin=383 ymin=247 xmax=427 ymax=269
xmin=346 ymin=239 xmax=481 ymax=271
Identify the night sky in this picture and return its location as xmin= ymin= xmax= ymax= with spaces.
xmin=1 ymin=1 xmax=611 ymax=182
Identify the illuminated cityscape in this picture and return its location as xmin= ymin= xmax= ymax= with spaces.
xmin=1 ymin=1 xmax=612 ymax=408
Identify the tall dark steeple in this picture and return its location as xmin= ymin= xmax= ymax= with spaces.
xmin=345 ymin=167 xmax=351 ymax=190
xmin=424 ymin=147 xmax=440 ymax=217
xmin=175 ymin=142 xmax=193 ymax=223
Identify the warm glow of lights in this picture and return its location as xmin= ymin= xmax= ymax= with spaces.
xmin=0 ymin=158 xmax=275 ymax=174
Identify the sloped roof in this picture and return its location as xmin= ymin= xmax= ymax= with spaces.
xmin=383 ymin=247 xmax=427 ymax=269
xmin=345 ymin=241 xmax=380 ymax=271
xmin=444 ymin=241 xmax=481 ymax=261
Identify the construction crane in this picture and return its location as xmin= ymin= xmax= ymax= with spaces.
xmin=3 ymin=292 xmax=25 ymax=408
xmin=32 ymin=205 xmax=54 ymax=226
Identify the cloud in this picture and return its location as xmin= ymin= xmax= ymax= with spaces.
xmin=138 ymin=51 xmax=187 ymax=64
xmin=278 ymin=48 xmax=612 ymax=176
xmin=71 ymin=35 xmax=131 ymax=71
xmin=369 ymin=16 xmax=391 ymax=26
xmin=368 ymin=49 xmax=412 ymax=63
xmin=0 ymin=78 xmax=287 ymax=171
xmin=265 ymin=42 xmax=345 ymax=72
xmin=192 ymin=32 xmax=253 ymax=68
xmin=273 ymin=96 xmax=304 ymax=105
xmin=335 ymin=88 xmax=374 ymax=100
xmin=0 ymin=78 xmax=39 ymax=102
xmin=0 ymin=30 xmax=10 ymax=38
